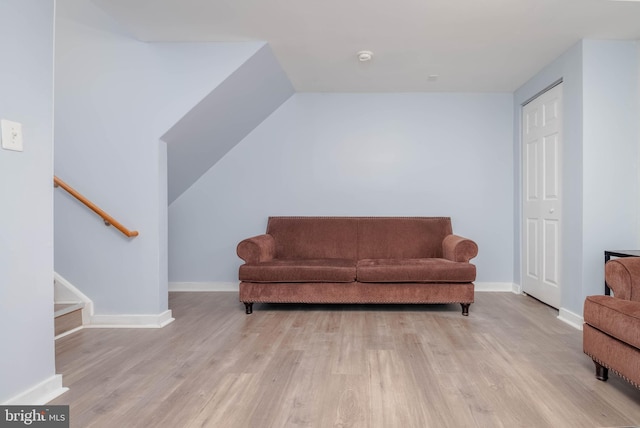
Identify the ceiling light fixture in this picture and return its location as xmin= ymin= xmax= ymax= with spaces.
xmin=357 ymin=50 xmax=373 ymax=62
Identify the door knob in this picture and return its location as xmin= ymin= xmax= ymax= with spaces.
xmin=549 ymin=208 xmax=555 ymax=213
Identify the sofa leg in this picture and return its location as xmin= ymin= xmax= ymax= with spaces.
xmin=461 ymin=303 xmax=470 ymax=316
xmin=242 ymin=302 xmax=253 ymax=315
xmin=244 ymin=302 xmax=253 ymax=315
xmin=594 ymin=361 xmax=608 ymax=381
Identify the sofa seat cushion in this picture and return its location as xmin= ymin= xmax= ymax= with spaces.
xmin=239 ymin=259 xmax=356 ymax=283
xmin=356 ymin=258 xmax=476 ymax=283
xmin=584 ymin=295 xmax=640 ymax=349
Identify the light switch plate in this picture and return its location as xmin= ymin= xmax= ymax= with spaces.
xmin=1 ymin=119 xmax=23 ymax=152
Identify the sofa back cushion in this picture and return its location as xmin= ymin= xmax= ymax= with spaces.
xmin=267 ymin=217 xmax=359 ymax=259
xmin=266 ymin=216 xmax=453 ymax=260
xmin=358 ymin=217 xmax=452 ymax=259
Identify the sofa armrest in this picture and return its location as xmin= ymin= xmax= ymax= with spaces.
xmin=442 ymin=234 xmax=478 ymax=263
xmin=605 ymin=258 xmax=640 ymax=301
xmin=237 ymin=234 xmax=276 ymax=264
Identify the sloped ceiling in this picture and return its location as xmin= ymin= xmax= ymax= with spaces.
xmin=93 ymin=0 xmax=640 ymax=92
xmin=162 ymin=44 xmax=294 ymax=203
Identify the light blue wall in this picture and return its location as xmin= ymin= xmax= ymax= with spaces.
xmin=54 ymin=0 xmax=263 ymax=314
xmin=169 ymin=93 xmax=514 ymax=284
xmin=581 ymin=40 xmax=639 ymax=303
xmin=164 ymin=44 xmax=295 ymax=203
xmin=0 ymin=0 xmax=56 ymax=403
xmin=514 ymin=40 xmax=639 ymax=316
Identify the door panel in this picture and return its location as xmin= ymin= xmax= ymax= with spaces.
xmin=526 ymin=141 xmax=539 ymax=201
xmin=526 ymin=219 xmax=539 ymax=279
xmin=544 ymin=134 xmax=559 ymax=199
xmin=522 ymin=83 xmax=562 ymax=308
xmin=543 ymin=219 xmax=559 ymax=286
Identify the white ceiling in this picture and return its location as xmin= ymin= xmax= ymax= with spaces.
xmin=93 ymin=0 xmax=640 ymax=92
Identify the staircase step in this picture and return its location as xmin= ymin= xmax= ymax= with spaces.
xmin=55 ymin=303 xmax=84 ymax=336
xmin=54 ymin=302 xmax=84 ymax=317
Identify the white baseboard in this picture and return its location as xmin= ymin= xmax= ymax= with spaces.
xmin=558 ymin=307 xmax=583 ymax=330
xmin=475 ymin=282 xmax=520 ymax=294
xmin=169 ymin=281 xmax=239 ymax=292
xmin=55 ymin=326 xmax=84 ymax=340
xmin=55 ymin=273 xmax=174 ymax=329
xmin=87 ymin=310 xmax=174 ymax=329
xmin=3 ymin=375 xmax=68 ymax=405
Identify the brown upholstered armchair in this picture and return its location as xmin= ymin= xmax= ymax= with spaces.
xmin=583 ymin=257 xmax=640 ymax=388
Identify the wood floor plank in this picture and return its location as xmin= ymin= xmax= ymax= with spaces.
xmin=269 ymin=331 xmax=334 ymax=427
xmin=368 ymin=349 xmax=425 ymax=428
xmin=248 ymin=349 xmax=303 ymax=427
xmin=50 ymin=292 xmax=640 ymax=427
xmin=187 ymin=373 xmax=259 ymax=428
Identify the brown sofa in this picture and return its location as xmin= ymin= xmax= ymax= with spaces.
xmin=584 ymin=257 xmax=640 ymax=388
xmin=236 ymin=217 xmax=478 ymax=315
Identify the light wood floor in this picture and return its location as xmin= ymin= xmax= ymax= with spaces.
xmin=51 ymin=292 xmax=640 ymax=427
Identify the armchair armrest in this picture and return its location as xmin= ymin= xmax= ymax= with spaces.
xmin=443 ymin=234 xmax=478 ymax=263
xmin=605 ymin=258 xmax=640 ymax=301
xmin=237 ymin=234 xmax=276 ymax=264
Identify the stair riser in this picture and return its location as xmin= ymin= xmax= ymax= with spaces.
xmin=55 ymin=308 xmax=82 ymax=336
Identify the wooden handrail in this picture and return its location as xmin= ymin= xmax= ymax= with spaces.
xmin=53 ymin=176 xmax=139 ymax=238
